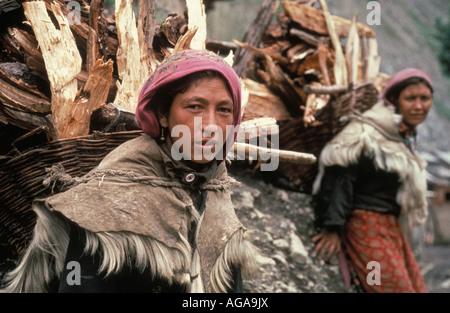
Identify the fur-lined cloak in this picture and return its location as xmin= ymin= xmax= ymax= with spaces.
xmin=312 ymin=102 xmax=428 ymax=227
xmin=3 ymin=135 xmax=258 ymax=293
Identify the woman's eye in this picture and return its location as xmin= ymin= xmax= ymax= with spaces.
xmin=218 ymin=107 xmax=232 ymax=114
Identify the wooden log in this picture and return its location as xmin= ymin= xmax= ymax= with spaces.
xmin=23 ymin=1 xmax=82 ymax=140
xmin=0 ymin=63 xmax=50 ymax=114
xmin=282 ymin=1 xmax=375 ymax=38
xmin=318 ymin=0 xmax=348 ymax=86
xmin=233 ymin=0 xmax=279 ymax=77
xmin=345 ymin=13 xmax=362 ymax=84
xmin=233 ymin=142 xmax=316 ymax=165
xmin=86 ymin=0 xmax=102 ymax=74
xmin=260 ymin=55 xmax=305 ymax=117
xmin=289 ymin=28 xmax=330 ymax=47
xmin=138 ymin=0 xmax=158 ymax=78
xmin=242 ymin=78 xmax=292 ymax=121
xmin=114 ymin=0 xmax=147 ymax=112
xmin=62 ymin=58 xmax=114 ymax=138
xmin=186 ymin=0 xmax=207 ymax=50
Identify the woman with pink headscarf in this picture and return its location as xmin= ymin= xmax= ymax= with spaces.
xmin=311 ymin=68 xmax=433 ymax=293
xmin=2 ymin=50 xmax=258 ymax=293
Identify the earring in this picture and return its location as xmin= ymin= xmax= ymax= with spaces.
xmin=160 ymin=127 xmax=166 ymax=141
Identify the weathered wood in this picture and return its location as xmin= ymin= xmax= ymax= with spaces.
xmin=138 ymin=0 xmax=158 ymax=78
xmin=186 ymin=0 xmax=207 ymax=50
xmin=233 ymin=142 xmax=316 ymax=165
xmin=318 ymin=0 xmax=348 ymax=86
xmin=61 ymin=58 xmax=114 ymax=138
xmin=233 ymin=0 xmax=279 ymax=77
xmin=86 ymin=0 xmax=102 ymax=74
xmin=23 ymin=1 xmax=82 ymax=140
xmin=242 ymin=78 xmax=291 ymax=121
xmin=114 ymin=0 xmax=147 ymax=112
xmin=0 ymin=63 xmax=50 ymax=114
xmin=345 ymin=13 xmax=362 ymax=84
xmin=282 ymin=1 xmax=375 ymax=38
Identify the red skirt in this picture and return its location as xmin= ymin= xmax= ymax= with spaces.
xmin=341 ymin=209 xmax=427 ymax=293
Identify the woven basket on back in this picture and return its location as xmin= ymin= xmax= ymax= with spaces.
xmin=0 ymin=130 xmax=144 ymax=259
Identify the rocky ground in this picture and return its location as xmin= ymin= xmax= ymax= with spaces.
xmin=228 ymin=163 xmax=350 ymax=293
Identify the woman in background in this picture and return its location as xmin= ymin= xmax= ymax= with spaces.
xmin=312 ymin=68 xmax=433 ymax=293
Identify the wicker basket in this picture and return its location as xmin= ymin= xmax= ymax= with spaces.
xmin=0 ymin=130 xmax=144 ymax=258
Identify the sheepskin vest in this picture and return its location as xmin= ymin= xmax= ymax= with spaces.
xmin=3 ymin=135 xmax=257 ymax=293
xmin=312 ymin=102 xmax=428 ymax=227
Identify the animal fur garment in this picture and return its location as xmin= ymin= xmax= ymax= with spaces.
xmin=313 ymin=102 xmax=428 ymax=227
xmin=2 ymin=135 xmax=259 ymax=293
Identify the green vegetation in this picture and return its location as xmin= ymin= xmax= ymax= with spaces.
xmin=435 ymin=11 xmax=450 ymax=77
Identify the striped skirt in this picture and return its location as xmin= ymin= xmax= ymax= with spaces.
xmin=341 ymin=209 xmax=427 ymax=293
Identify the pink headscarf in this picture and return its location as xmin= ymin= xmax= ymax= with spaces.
xmin=135 ymin=49 xmax=242 ymax=139
xmin=382 ymin=68 xmax=433 ymax=107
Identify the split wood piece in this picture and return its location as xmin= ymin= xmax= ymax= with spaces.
xmin=0 ymin=63 xmax=50 ymax=114
xmin=233 ymin=40 xmax=290 ymax=67
xmin=114 ymin=0 xmax=147 ymax=112
xmin=303 ymin=84 xmax=349 ymax=94
xmin=138 ymin=0 xmax=158 ymax=78
xmin=233 ymin=0 xmax=279 ymax=77
xmin=186 ymin=0 xmax=207 ymax=50
xmin=345 ymin=13 xmax=362 ymax=84
xmin=42 ymin=0 xmax=118 ymax=60
xmin=260 ymin=55 xmax=305 ymax=118
xmin=303 ymin=84 xmax=330 ymax=127
xmin=62 ymin=58 xmax=114 ymax=138
xmin=23 ymin=1 xmax=82 ymax=140
xmin=86 ymin=0 xmax=102 ymax=74
xmin=173 ymin=27 xmax=198 ymax=53
xmin=237 ymin=117 xmax=278 ymax=143
xmin=282 ymin=1 xmax=375 ymax=38
xmin=364 ymin=38 xmax=381 ymax=83
xmin=242 ymin=78 xmax=292 ymax=122
xmin=2 ymin=27 xmax=48 ymax=80
xmin=289 ymin=28 xmax=330 ymax=47
xmin=318 ymin=0 xmax=348 ymax=86
xmin=233 ymin=142 xmax=316 ymax=165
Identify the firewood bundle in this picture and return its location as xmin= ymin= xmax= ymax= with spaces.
xmin=233 ymin=0 xmax=387 ymax=191
xmin=0 ymin=0 xmax=203 ymax=147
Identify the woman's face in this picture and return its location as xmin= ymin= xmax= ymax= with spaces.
xmin=159 ymin=77 xmax=234 ymax=164
xmin=397 ymin=82 xmax=433 ymax=127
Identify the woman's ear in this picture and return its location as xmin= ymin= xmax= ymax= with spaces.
xmin=158 ymin=113 xmax=169 ymax=128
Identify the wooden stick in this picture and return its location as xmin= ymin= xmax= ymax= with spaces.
xmin=233 ymin=142 xmax=317 ymax=165
xmin=304 ymin=84 xmax=349 ymax=94
xmin=318 ymin=0 xmax=348 ymax=86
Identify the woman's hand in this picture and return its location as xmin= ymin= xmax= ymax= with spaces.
xmin=311 ymin=229 xmax=341 ymax=261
